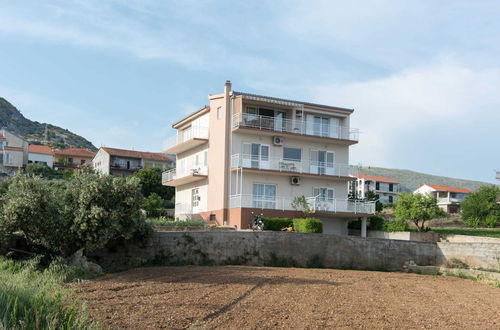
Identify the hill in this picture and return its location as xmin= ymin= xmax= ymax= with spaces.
xmin=0 ymin=97 xmax=96 ymax=150
xmin=359 ymin=166 xmax=496 ymax=192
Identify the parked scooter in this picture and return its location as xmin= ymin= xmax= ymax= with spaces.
xmin=251 ymin=211 xmax=264 ymax=231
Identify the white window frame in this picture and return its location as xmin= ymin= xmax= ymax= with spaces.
xmin=252 ymin=183 xmax=277 ymax=209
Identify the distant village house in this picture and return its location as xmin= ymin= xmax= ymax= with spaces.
xmin=414 ymin=184 xmax=472 ymax=214
xmin=92 ymin=147 xmax=174 ymax=177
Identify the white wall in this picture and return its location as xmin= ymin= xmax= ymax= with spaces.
xmin=92 ymin=149 xmax=110 ymax=175
xmin=28 ymin=153 xmax=54 ymax=168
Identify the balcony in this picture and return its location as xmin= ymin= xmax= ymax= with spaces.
xmin=229 ymin=194 xmax=375 ymax=215
xmin=162 ymin=165 xmax=208 ymax=186
xmin=232 ymin=113 xmax=359 ymax=144
xmin=231 ymin=154 xmax=357 ymax=179
xmin=164 ymin=126 xmax=209 ymax=154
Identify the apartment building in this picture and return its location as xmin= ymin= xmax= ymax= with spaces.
xmin=93 ymin=147 xmax=173 ymax=177
xmin=0 ymin=129 xmax=29 ymax=174
xmin=349 ymin=174 xmax=400 ymax=203
xmin=54 ymin=148 xmax=96 ymax=172
xmin=28 ymin=145 xmax=54 ymax=168
xmin=163 ymin=81 xmax=375 ymax=235
xmin=414 ymin=184 xmax=471 ymax=213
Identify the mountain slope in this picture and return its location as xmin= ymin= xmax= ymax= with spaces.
xmin=0 ymin=97 xmax=96 ymax=150
xmin=359 ymin=166 xmax=496 ymax=192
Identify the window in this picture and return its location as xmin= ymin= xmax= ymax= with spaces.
xmin=389 ymin=183 xmax=393 ymax=192
xmin=376 ymin=182 xmax=380 ymax=190
xmin=252 ymin=183 xmax=276 ymax=209
xmin=313 ymin=116 xmax=330 ymax=136
xmin=204 ymin=151 xmax=208 ymax=166
xmin=217 ymin=107 xmax=222 ymax=120
xmin=68 ymin=157 xmax=73 ymax=164
xmin=243 ymin=143 xmax=269 ymax=169
xmin=310 ymin=150 xmax=334 ymax=175
xmin=283 ymin=147 xmax=301 ymax=162
xmin=389 ymin=196 xmax=393 ymax=203
xmin=195 ymin=154 xmax=200 ymax=166
xmin=191 ymin=188 xmax=200 ymax=208
xmin=313 ymin=187 xmax=334 ymax=202
xmin=81 ymin=159 xmax=86 ymax=165
xmin=210 ymin=214 xmax=216 ymax=221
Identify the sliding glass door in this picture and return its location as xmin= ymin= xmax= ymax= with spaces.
xmin=310 ymin=150 xmax=335 ymax=175
xmin=243 ymin=143 xmax=270 ymax=169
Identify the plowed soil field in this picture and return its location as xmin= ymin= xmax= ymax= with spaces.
xmin=74 ymin=266 xmax=500 ymax=329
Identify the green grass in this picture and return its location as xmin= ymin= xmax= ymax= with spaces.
xmin=0 ymin=257 xmax=99 ymax=329
xmin=430 ymin=227 xmax=500 ymax=238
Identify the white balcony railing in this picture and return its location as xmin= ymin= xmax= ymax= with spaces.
xmin=162 ymin=164 xmax=208 ymax=183
xmin=164 ymin=126 xmax=209 ymax=151
xmin=231 ymin=154 xmax=358 ymax=177
xmin=232 ymin=113 xmax=359 ymax=141
xmin=229 ymin=194 xmax=375 ymax=214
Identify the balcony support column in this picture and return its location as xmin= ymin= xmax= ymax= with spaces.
xmin=361 ymin=216 xmax=367 ymax=238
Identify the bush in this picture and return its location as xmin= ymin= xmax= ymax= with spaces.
xmin=368 ymin=216 xmax=385 ymax=230
xmin=262 ymin=217 xmax=294 ymax=231
xmin=484 ymin=213 xmax=499 ymax=228
xmin=462 ymin=216 xmax=481 ymax=228
xmin=0 ymin=173 xmax=151 ymax=257
xmin=293 ymin=218 xmax=323 ymax=233
xmin=384 ymin=220 xmax=409 ymax=232
xmin=0 ymin=257 xmax=97 ymax=329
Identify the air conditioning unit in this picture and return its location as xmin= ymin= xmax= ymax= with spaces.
xmin=290 ymin=176 xmax=301 ymax=185
xmin=273 ymin=136 xmax=284 ymax=146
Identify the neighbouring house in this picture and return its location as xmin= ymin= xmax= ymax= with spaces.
xmin=414 ymin=184 xmax=472 ymax=214
xmin=162 ymin=81 xmax=375 ymax=235
xmin=92 ymin=147 xmax=174 ymax=177
xmin=349 ymin=174 xmax=400 ymax=204
xmin=28 ymin=145 xmax=54 ymax=168
xmin=0 ymin=129 xmax=29 ymax=174
xmin=54 ymin=148 xmax=96 ymax=172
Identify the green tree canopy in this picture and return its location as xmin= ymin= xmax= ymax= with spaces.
xmin=394 ymin=192 xmax=445 ymax=232
xmin=460 ymin=186 xmax=500 ymax=228
xmin=133 ymin=167 xmax=174 ymax=203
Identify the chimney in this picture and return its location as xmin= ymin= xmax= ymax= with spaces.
xmin=224 ymin=80 xmax=232 ymax=96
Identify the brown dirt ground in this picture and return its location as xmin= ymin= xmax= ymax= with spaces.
xmin=73 ymin=266 xmax=500 ymax=329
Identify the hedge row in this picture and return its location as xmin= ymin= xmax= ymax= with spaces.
xmin=262 ymin=217 xmax=322 ymax=233
xmin=293 ymin=218 xmax=323 ymax=233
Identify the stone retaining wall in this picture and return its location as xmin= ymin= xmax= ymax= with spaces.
xmin=89 ymin=232 xmax=500 ymax=271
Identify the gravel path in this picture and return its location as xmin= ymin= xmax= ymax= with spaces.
xmin=73 ymin=266 xmax=500 ymax=329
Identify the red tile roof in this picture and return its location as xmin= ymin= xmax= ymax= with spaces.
xmin=4 ymin=146 xmax=24 ymax=151
xmin=29 ymin=145 xmax=54 ymax=155
xmin=425 ymin=184 xmax=472 ymax=194
xmin=54 ymin=148 xmax=95 ymax=158
xmin=101 ymin=147 xmax=173 ymax=162
xmin=356 ymin=174 xmax=398 ymax=183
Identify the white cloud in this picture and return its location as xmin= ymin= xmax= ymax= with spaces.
xmin=311 ymin=59 xmax=500 ymax=167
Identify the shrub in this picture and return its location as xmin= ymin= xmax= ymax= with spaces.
xmin=484 ymin=213 xmax=499 ymax=228
xmin=0 ymin=173 xmax=150 ymax=257
xmin=368 ymin=216 xmax=385 ymax=230
xmin=462 ymin=216 xmax=481 ymax=228
xmin=291 ymin=196 xmax=312 ymax=217
xmin=262 ymin=217 xmax=294 ymax=231
xmin=293 ymin=218 xmax=323 ymax=233
xmin=384 ymin=220 xmax=409 ymax=232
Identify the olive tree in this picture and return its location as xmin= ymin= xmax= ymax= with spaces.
xmin=394 ymin=192 xmax=445 ymax=232
xmin=0 ymin=173 xmax=150 ymax=257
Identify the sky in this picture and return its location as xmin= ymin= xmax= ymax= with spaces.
xmin=0 ymin=0 xmax=499 ymax=184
